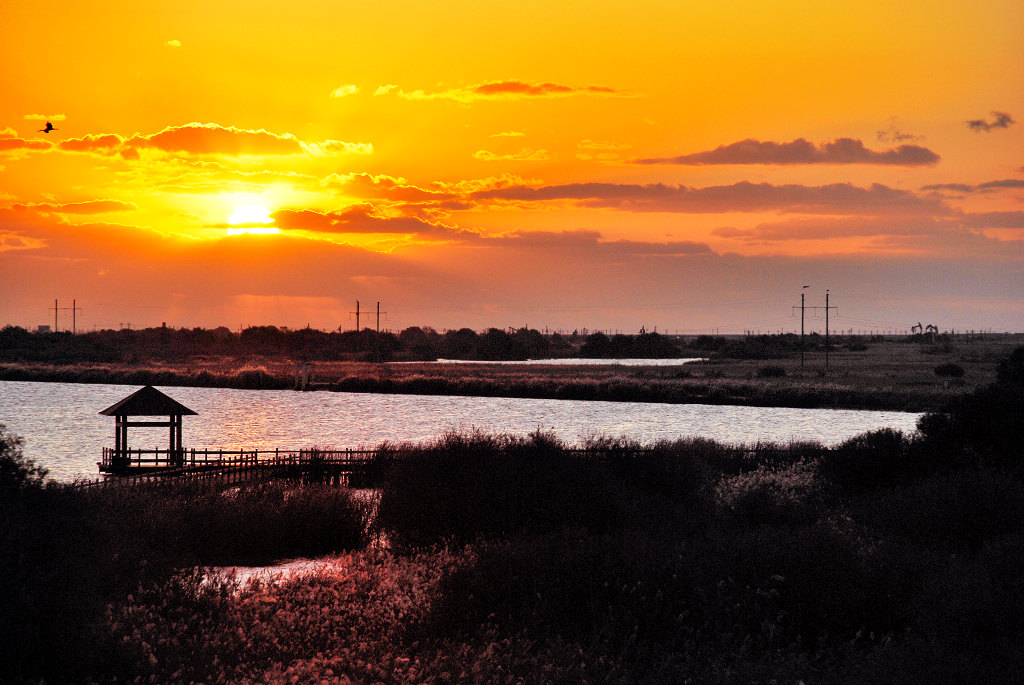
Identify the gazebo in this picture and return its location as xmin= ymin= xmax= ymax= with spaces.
xmin=99 ymin=385 xmax=197 ymax=471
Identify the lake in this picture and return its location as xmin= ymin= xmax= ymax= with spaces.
xmin=0 ymin=380 xmax=924 ymax=482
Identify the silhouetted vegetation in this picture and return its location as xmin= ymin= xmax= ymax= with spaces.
xmin=2 ymin=347 xmax=1023 ymax=682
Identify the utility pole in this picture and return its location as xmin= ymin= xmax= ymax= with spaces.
xmin=376 ymin=301 xmax=380 ymax=333
xmin=790 ymin=287 xmax=835 ymax=372
xmin=351 ymin=301 xmax=360 ymax=331
xmin=791 ymin=285 xmax=810 ymax=372
xmin=50 ymin=299 xmax=83 ymax=333
xmin=71 ymin=299 xmax=82 ymax=335
xmin=824 ymin=290 xmax=837 ymax=372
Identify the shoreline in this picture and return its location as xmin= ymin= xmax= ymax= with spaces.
xmin=0 ymin=360 xmax=965 ymax=412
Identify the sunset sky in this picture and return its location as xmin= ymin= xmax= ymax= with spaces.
xmin=2 ymin=0 xmax=1022 ymax=335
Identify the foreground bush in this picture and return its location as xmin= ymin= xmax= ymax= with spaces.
xmin=0 ymin=480 xmax=371 ymax=682
xmin=374 ymin=431 xmax=712 ymax=547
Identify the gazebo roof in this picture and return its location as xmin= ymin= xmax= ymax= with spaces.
xmin=99 ymin=385 xmax=198 ymax=417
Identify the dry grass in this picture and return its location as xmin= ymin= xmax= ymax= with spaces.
xmin=2 ymin=337 xmax=1020 ymax=410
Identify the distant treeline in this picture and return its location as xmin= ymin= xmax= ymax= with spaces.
xmin=0 ymin=324 xmax=883 ymax=364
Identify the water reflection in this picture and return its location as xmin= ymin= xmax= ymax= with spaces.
xmin=0 ymin=380 xmax=923 ymax=482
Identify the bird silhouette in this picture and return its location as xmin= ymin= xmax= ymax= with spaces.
xmin=39 ymin=122 xmax=57 ymax=133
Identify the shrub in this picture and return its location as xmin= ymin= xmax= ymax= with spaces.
xmin=817 ymin=429 xmax=912 ymax=492
xmin=0 ymin=424 xmax=48 ymax=489
xmin=933 ymin=362 xmax=965 ymax=378
xmin=756 ymin=364 xmax=788 ymax=378
xmin=715 ymin=460 xmax=827 ymax=525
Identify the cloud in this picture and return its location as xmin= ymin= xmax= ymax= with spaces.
xmin=330 ymin=84 xmax=359 ymax=98
xmin=713 ymin=216 xmax=946 ymax=242
xmin=577 ymin=139 xmax=632 ymax=162
xmin=165 ymin=39 xmax=182 ymax=48
xmin=128 ymin=123 xmax=304 ymax=155
xmin=23 ymin=114 xmax=66 ymax=122
xmin=46 ymin=123 xmax=370 ymax=159
xmin=634 ymin=138 xmax=940 ymax=166
xmin=961 ymin=211 xmax=1024 ymax=229
xmin=374 ymin=84 xmax=399 ymax=96
xmin=473 ymin=148 xmax=550 ymax=162
xmin=323 ymin=173 xmax=452 ymax=202
xmin=0 ymin=231 xmax=46 ymax=252
xmin=0 ymin=131 xmax=52 ymax=153
xmin=922 ymin=178 xmax=1024 ymax=194
xmin=965 ymin=111 xmax=1015 ymax=132
xmin=300 ymin=140 xmax=373 ymax=156
xmin=13 ymin=200 xmax=137 ymax=214
xmin=491 ymin=131 xmax=526 ymax=138
xmin=473 ymin=181 xmax=945 ymax=215
xmin=487 ymin=229 xmax=712 ymax=256
xmin=58 ymin=133 xmax=126 ymax=153
xmin=272 ymin=206 xmax=475 ymax=241
xmin=394 ymin=80 xmax=626 ymax=103
xmin=876 ymin=118 xmax=924 ymax=143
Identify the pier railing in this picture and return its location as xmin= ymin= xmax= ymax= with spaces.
xmin=99 ymin=446 xmax=379 ymax=472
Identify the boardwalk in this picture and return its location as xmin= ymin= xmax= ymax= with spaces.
xmin=91 ymin=447 xmax=380 ymax=488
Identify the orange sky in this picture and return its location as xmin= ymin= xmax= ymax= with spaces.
xmin=2 ymin=0 xmax=1022 ymax=334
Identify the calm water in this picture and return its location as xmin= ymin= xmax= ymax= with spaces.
xmin=0 ymin=380 xmax=923 ymax=482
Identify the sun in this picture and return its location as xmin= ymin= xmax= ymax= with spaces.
xmin=226 ymin=205 xmax=279 ymax=235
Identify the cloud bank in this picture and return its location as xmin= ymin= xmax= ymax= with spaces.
xmin=635 ymin=138 xmax=940 ymax=166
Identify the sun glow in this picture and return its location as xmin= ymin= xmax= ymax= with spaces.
xmin=226 ymin=205 xmax=279 ymax=235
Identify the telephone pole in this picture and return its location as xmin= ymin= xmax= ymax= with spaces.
xmin=351 ymin=301 xmax=360 ymax=331
xmin=790 ymin=288 xmax=836 ymax=372
xmin=50 ymin=299 xmax=83 ymax=333
xmin=791 ymin=285 xmax=810 ymax=371
xmin=71 ymin=299 xmax=82 ymax=335
xmin=825 ymin=290 xmax=836 ymax=372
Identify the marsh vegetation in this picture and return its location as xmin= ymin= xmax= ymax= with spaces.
xmin=2 ymin=324 xmax=1019 ymax=411
xmin=2 ymin=346 xmax=1022 ymax=682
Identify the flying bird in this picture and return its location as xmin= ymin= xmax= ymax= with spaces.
xmin=39 ymin=122 xmax=57 ymax=133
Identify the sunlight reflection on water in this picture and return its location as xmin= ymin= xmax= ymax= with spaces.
xmin=0 ymin=380 xmax=923 ymax=482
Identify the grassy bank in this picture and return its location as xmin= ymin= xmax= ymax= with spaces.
xmin=2 ymin=337 xmax=1020 ymax=410
xmin=2 ymin=346 xmax=1022 ymax=682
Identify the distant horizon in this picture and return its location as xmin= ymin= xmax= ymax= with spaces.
xmin=10 ymin=318 xmax=1021 ymax=338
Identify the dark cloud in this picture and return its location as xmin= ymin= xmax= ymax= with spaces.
xmin=978 ymin=179 xmax=1024 ymax=190
xmin=922 ymin=178 xmax=1024 ymax=194
xmin=272 ymin=206 xmax=474 ymax=241
xmin=634 ymin=138 xmax=939 ymax=166
xmin=965 ymin=111 xmax=1015 ymax=132
xmin=920 ymin=182 xmax=974 ymax=194
xmin=961 ymin=211 xmax=1024 ymax=229
xmin=480 ymin=229 xmax=712 ymax=255
xmin=474 ymin=181 xmax=945 ymax=215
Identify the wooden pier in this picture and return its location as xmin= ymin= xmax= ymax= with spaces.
xmin=96 ymin=446 xmax=380 ymax=487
